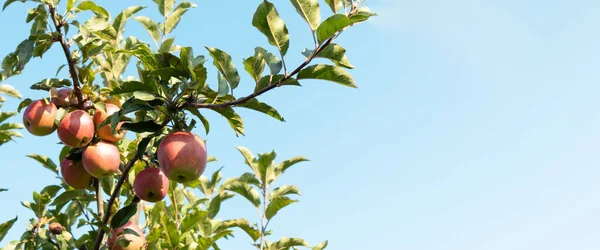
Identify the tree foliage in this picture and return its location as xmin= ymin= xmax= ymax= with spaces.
xmin=0 ymin=0 xmax=375 ymax=249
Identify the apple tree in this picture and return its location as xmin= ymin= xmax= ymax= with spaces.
xmin=0 ymin=0 xmax=375 ymax=249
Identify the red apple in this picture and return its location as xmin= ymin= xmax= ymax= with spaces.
xmin=57 ymin=110 xmax=95 ymax=148
xmin=82 ymin=141 xmax=120 ymax=178
xmin=157 ymin=132 xmax=207 ymax=183
xmin=93 ymin=103 xmax=126 ymax=142
xmin=133 ymin=168 xmax=169 ymax=202
xmin=51 ymin=88 xmax=72 ymax=107
xmin=60 ymin=158 xmax=93 ymax=189
xmin=108 ymin=221 xmax=146 ymax=250
xmin=22 ymin=99 xmax=57 ymax=136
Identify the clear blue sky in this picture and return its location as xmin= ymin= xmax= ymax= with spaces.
xmin=2 ymin=0 xmax=600 ymax=249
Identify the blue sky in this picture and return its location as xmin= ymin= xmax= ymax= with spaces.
xmin=2 ymin=0 xmax=600 ymax=249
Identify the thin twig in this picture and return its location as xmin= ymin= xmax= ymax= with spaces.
xmin=75 ymin=199 xmax=97 ymax=232
xmin=47 ymin=4 xmax=84 ymax=109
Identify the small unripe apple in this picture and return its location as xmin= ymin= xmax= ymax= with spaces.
xmin=51 ymin=88 xmax=72 ymax=107
xmin=93 ymin=103 xmax=126 ymax=142
xmin=22 ymin=99 xmax=57 ymax=136
xmin=48 ymin=222 xmax=63 ymax=235
xmin=157 ymin=132 xmax=207 ymax=183
xmin=60 ymin=158 xmax=93 ymax=189
xmin=133 ymin=168 xmax=169 ymax=202
xmin=108 ymin=221 xmax=146 ymax=250
xmin=82 ymin=141 xmax=120 ymax=178
xmin=57 ymin=110 xmax=95 ymax=148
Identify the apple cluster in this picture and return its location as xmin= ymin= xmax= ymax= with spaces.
xmin=21 ymin=88 xmax=208 ymax=202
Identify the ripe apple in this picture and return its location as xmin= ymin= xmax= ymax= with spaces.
xmin=22 ymin=99 xmax=58 ymax=136
xmin=48 ymin=222 xmax=63 ymax=235
xmin=60 ymin=158 xmax=93 ymax=189
xmin=108 ymin=221 xmax=146 ymax=250
xmin=82 ymin=141 xmax=120 ymax=178
xmin=157 ymin=132 xmax=207 ymax=183
xmin=51 ymin=88 xmax=72 ymax=107
xmin=133 ymin=168 xmax=169 ymax=202
xmin=57 ymin=110 xmax=95 ymax=148
xmin=93 ymin=103 xmax=126 ymax=142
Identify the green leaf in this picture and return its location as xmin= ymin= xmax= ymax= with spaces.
xmin=271 ymin=237 xmax=310 ymax=249
xmin=243 ymin=50 xmax=266 ymax=84
xmin=41 ymin=185 xmax=61 ymax=198
xmin=236 ymin=147 xmax=260 ymax=180
xmin=113 ymin=6 xmax=146 ymax=41
xmin=180 ymin=209 xmax=207 ymax=233
xmin=252 ymin=1 xmax=290 ymax=56
xmin=111 ymin=81 xmax=157 ymax=95
xmin=290 ymin=0 xmax=321 ymax=31
xmin=0 ymin=84 xmax=21 ymax=99
xmin=237 ymin=98 xmax=284 ymax=122
xmin=27 ymin=154 xmax=58 ymax=174
xmin=0 ymin=189 xmax=7 ymax=192
xmin=0 ymin=112 xmax=16 ymax=125
xmin=275 ymin=156 xmax=309 ymax=176
xmin=257 ymin=151 xmax=276 ymax=184
xmin=180 ymin=47 xmax=195 ymax=81
xmin=217 ymin=72 xmax=229 ymax=97
xmin=205 ymin=46 xmax=241 ymax=90
xmin=186 ymin=108 xmax=210 ymax=134
xmin=313 ymin=241 xmax=328 ymax=250
xmin=165 ymin=1 xmax=196 ymax=34
xmin=134 ymin=16 xmax=161 ymax=45
xmin=158 ymin=0 xmax=174 ymax=16
xmin=159 ymin=37 xmax=175 ymax=53
xmin=207 ymin=192 xmax=234 ymax=219
xmin=211 ymin=107 xmax=244 ymax=136
xmin=297 ymin=64 xmax=356 ymax=88
xmin=218 ymin=219 xmax=260 ymax=241
xmin=51 ymin=190 xmax=89 ymax=206
xmin=239 ymin=172 xmax=261 ymax=188
xmin=110 ymin=203 xmax=138 ymax=229
xmin=222 ymin=180 xmax=261 ymax=208
xmin=137 ymin=136 xmax=153 ymax=160
xmin=269 ymin=185 xmax=300 ymax=201
xmin=302 ymin=44 xmax=353 ymax=69
xmin=316 ymin=14 xmax=350 ymax=44
xmin=0 ymin=217 xmax=17 ymax=243
xmin=17 ymin=98 xmax=32 ymax=113
xmin=77 ymin=1 xmax=110 ymax=18
xmin=30 ymin=78 xmax=72 ymax=91
xmin=2 ymin=0 xmax=23 ymax=11
xmin=265 ymin=196 xmax=298 ymax=220
xmin=349 ymin=7 xmax=377 ymax=25
xmin=121 ymin=121 xmax=162 ymax=133
xmin=324 ymin=0 xmax=342 ymax=13
xmin=255 ymin=47 xmax=282 ymax=75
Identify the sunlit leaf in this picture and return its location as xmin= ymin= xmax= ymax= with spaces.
xmin=252 ymin=1 xmax=290 ymax=56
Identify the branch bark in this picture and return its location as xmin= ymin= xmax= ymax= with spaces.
xmin=92 ymin=158 xmax=138 ymax=250
xmin=94 ymin=179 xmax=104 ymax=220
xmin=47 ymin=4 xmax=84 ymax=109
